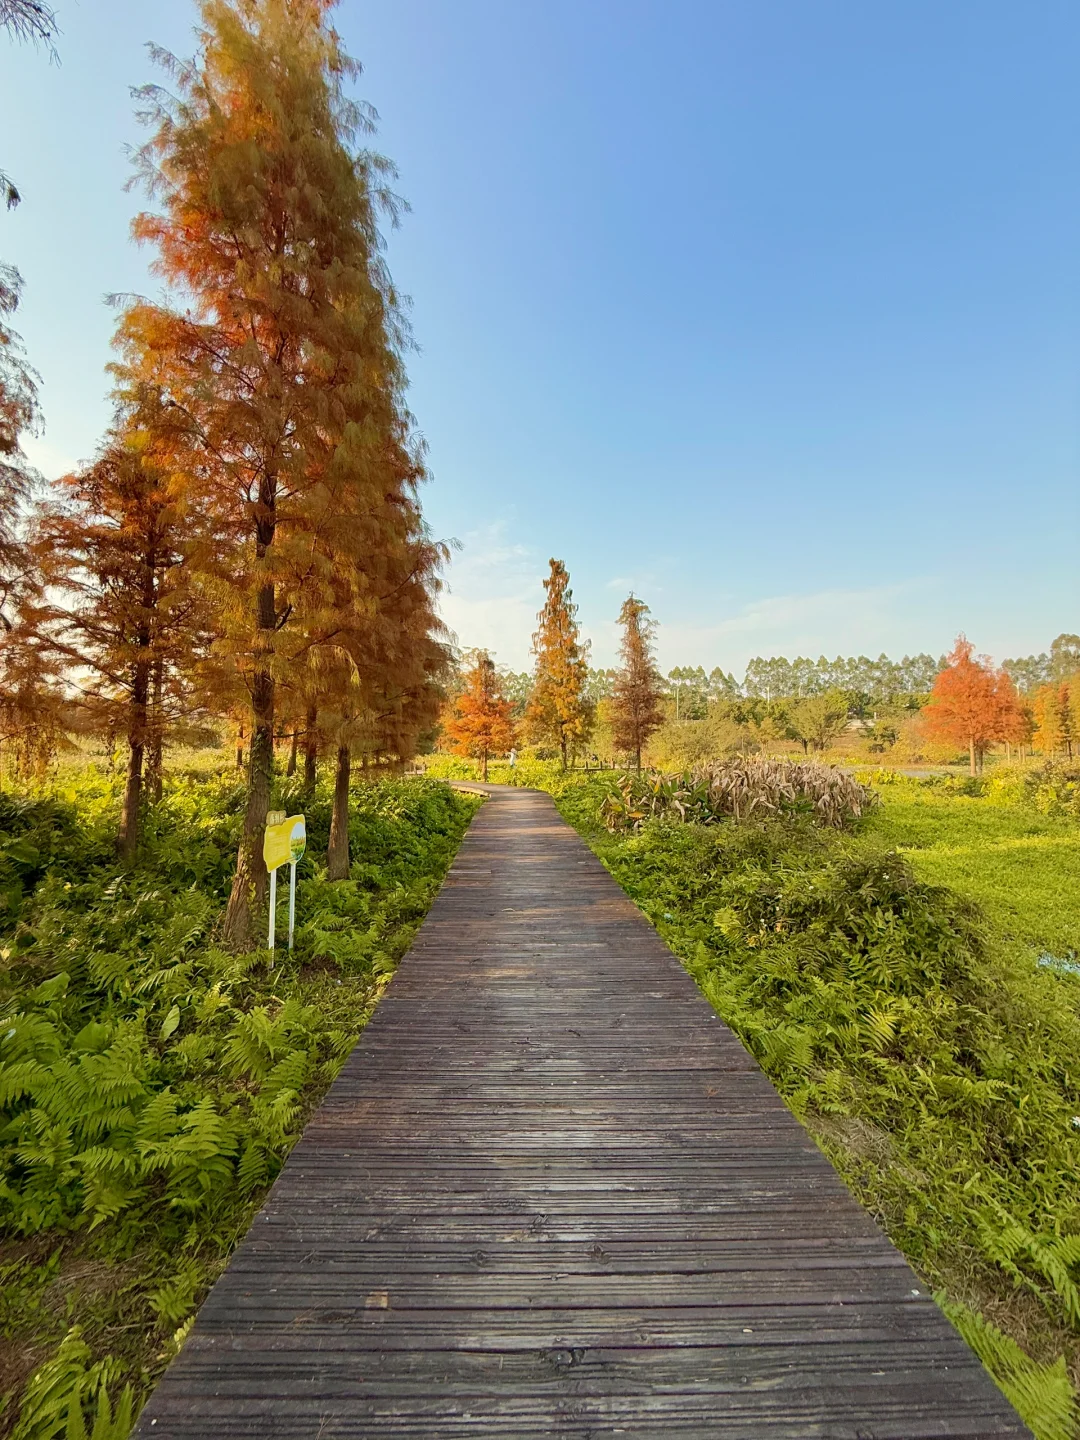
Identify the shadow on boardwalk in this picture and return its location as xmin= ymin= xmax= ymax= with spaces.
xmin=135 ymin=786 xmax=1029 ymax=1439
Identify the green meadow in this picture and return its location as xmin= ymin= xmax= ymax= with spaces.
xmin=867 ymin=782 xmax=1080 ymax=967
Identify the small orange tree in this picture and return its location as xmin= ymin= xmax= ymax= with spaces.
xmin=445 ymin=651 xmax=515 ymax=781
xmin=610 ymin=594 xmax=664 ymax=768
xmin=526 ymin=558 xmax=592 ymax=768
xmin=923 ymin=635 xmax=1023 ymax=775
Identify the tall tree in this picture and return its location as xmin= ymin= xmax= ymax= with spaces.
xmin=1003 ymin=652 xmax=1051 ymax=694
xmin=123 ymin=0 xmax=415 ymax=945
xmin=0 ymin=248 xmax=51 ymax=774
xmin=444 ymin=650 xmax=515 ymax=782
xmin=317 ymin=525 xmax=449 ymax=879
xmin=31 ymin=418 xmax=203 ymax=858
xmin=0 ymin=1 xmax=56 ymax=45
xmin=525 ymin=558 xmax=592 ymax=768
xmin=922 ymin=635 xmax=1022 ymax=775
xmin=1050 ymin=634 xmax=1080 ymax=683
xmin=610 ymin=595 xmax=664 ymax=769
xmin=0 ymin=265 xmax=39 ymax=623
xmin=1032 ymin=683 xmax=1069 ymax=758
xmin=0 ymin=0 xmax=59 ymax=207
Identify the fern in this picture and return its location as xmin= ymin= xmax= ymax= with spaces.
xmin=937 ymin=1295 xmax=1078 ymax=1440
xmin=0 ymin=773 xmax=479 ymax=1426
xmin=11 ymin=1327 xmax=127 ymax=1440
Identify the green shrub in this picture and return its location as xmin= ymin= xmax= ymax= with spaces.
xmin=0 ymin=771 xmax=479 ymax=1435
xmin=540 ymin=774 xmax=1080 ymax=1436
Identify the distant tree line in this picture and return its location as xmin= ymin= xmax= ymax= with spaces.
xmin=496 ymin=651 xmax=943 ymax=719
xmin=496 ymin=637 xmax=1080 ymax=715
xmin=444 ymin=621 xmax=1080 ymax=777
xmin=1003 ymin=634 xmax=1080 ymax=694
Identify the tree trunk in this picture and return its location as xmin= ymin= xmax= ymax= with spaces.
xmin=147 ymin=655 xmax=164 ymax=805
xmin=327 ymin=744 xmax=351 ymax=880
xmin=118 ymin=659 xmax=150 ymax=861
xmin=481 ymin=747 xmax=489 ymax=782
xmin=286 ymin=728 xmax=298 ymax=776
xmin=559 ymin=731 xmax=568 ymax=771
xmin=224 ymin=570 xmax=276 ymax=949
xmin=303 ymin=704 xmax=318 ymax=795
xmin=235 ymin=722 xmax=244 ymax=771
xmin=969 ymin=738 xmax=976 ymax=777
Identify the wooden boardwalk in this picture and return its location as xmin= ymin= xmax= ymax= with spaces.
xmin=135 ymin=785 xmax=1029 ymax=1438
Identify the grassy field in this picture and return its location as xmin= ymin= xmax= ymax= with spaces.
xmin=867 ymin=781 xmax=1080 ymax=966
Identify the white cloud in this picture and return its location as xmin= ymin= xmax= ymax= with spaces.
xmin=440 ymin=532 xmax=943 ymax=677
xmin=438 ymin=522 xmax=542 ymax=670
xmin=655 ymin=579 xmax=940 ymax=672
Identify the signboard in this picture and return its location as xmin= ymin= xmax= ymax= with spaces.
xmin=264 ymin=814 xmax=306 ymax=873
xmin=264 ymin=813 xmax=306 ymax=956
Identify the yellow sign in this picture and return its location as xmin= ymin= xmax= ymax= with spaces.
xmin=263 ymin=814 xmax=306 ymax=872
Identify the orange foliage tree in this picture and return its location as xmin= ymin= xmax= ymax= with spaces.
xmin=121 ymin=0 xmax=433 ymax=942
xmin=610 ymin=594 xmax=664 ymax=769
xmin=444 ymin=651 xmax=515 ymax=781
xmin=30 ymin=422 xmax=206 ymax=858
xmin=922 ymin=635 xmax=1024 ymax=775
xmin=525 ymin=558 xmax=593 ymax=769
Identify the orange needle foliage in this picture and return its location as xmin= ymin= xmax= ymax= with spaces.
xmin=31 ymin=418 xmax=207 ymax=858
xmin=923 ymin=635 xmax=1025 ymax=775
xmin=525 ymin=559 xmax=593 ymax=769
xmin=610 ymin=594 xmax=665 ymax=769
xmin=115 ymin=0 xmax=442 ymax=941
xmin=444 ymin=651 xmax=516 ymax=782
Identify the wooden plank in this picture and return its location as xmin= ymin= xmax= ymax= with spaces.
xmin=133 ymin=785 xmax=1029 ymax=1438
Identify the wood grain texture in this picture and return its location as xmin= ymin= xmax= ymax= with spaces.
xmin=134 ymin=785 xmax=1030 ymax=1439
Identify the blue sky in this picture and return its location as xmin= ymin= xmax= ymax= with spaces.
xmin=2 ymin=0 xmax=1077 ymax=672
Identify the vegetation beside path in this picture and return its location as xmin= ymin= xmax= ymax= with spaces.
xmin=869 ymin=771 xmax=1080 ymax=970
xmin=0 ymin=770 xmax=479 ymax=1439
xmin=426 ymin=755 xmax=1080 ymax=1440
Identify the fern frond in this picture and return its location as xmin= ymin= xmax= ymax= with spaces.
xmin=937 ymin=1294 xmax=1078 ymax=1440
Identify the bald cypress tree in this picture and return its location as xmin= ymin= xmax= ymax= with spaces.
xmin=446 ymin=651 xmax=516 ymax=782
xmin=121 ymin=0 xmax=418 ymax=945
xmin=525 ymin=558 xmax=592 ymax=769
xmin=611 ymin=594 xmax=664 ymax=769
xmin=31 ymin=415 xmax=205 ymax=858
xmin=313 ymin=489 xmax=449 ymax=879
xmin=0 ymin=265 xmax=39 ymax=623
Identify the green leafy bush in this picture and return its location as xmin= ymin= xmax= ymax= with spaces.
xmin=1019 ymin=761 xmax=1080 ymax=821
xmin=543 ymin=773 xmax=1080 ymax=1437
xmin=0 ymin=771 xmax=478 ymax=1436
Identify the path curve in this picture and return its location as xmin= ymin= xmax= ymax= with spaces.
xmin=135 ymin=785 xmax=1029 ymax=1438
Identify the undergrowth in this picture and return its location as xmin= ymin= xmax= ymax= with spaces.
xmin=0 ymin=769 xmax=479 ymax=1438
xmin=539 ymin=768 xmax=1080 ymax=1440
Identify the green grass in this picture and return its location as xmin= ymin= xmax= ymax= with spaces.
xmin=528 ymin=766 xmax=1080 ymax=1440
xmin=0 ymin=768 xmax=480 ymax=1439
xmin=868 ymin=784 xmax=1080 ymax=965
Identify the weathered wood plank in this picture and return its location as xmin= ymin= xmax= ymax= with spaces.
xmin=133 ymin=785 xmax=1029 ymax=1438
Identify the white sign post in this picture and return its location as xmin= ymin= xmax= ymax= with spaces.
xmin=268 ymin=865 xmax=278 ymax=952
